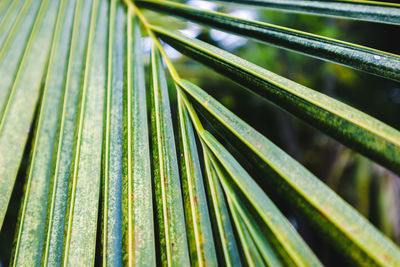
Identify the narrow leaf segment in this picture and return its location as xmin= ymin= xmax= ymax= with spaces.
xmin=62 ymin=0 xmax=108 ymax=265
xmin=213 ymin=0 xmax=400 ymax=25
xmin=122 ymin=10 xmax=156 ymax=266
xmin=177 ymin=79 xmax=400 ymax=266
xmin=152 ymin=27 xmax=400 ymax=175
xmin=180 ymin=95 xmax=322 ymax=266
xmin=177 ymin=93 xmax=218 ymax=266
xmin=136 ymin=0 xmax=400 ymax=81
xmin=42 ymin=0 xmax=94 ymax=264
xmin=102 ymin=0 xmax=125 ymax=265
xmin=150 ymin=44 xmax=190 ymax=266
xmin=0 ymin=0 xmax=60 ymax=228
xmin=202 ymin=142 xmax=241 ymax=266
xmin=10 ymin=0 xmax=76 ymax=265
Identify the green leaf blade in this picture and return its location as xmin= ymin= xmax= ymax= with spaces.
xmin=213 ymin=0 xmax=400 ymax=25
xmin=61 ymin=0 xmax=108 ymax=265
xmin=10 ymin=0 xmax=77 ymax=265
xmin=41 ymin=0 xmax=95 ymax=265
xmin=0 ymin=0 xmax=13 ymax=21
xmin=0 ymin=0 xmax=42 ymax=114
xmin=203 ymin=147 xmax=242 ymax=267
xmin=102 ymin=0 xmax=125 ymax=265
xmin=226 ymin=202 xmax=264 ymax=267
xmin=201 ymin=130 xmax=322 ymax=266
xmin=0 ymin=0 xmax=27 ymax=48
xmin=152 ymin=27 xmax=400 ymax=175
xmin=231 ymin=194 xmax=282 ymax=267
xmin=178 ymin=94 xmax=218 ymax=266
xmin=150 ymin=45 xmax=190 ymax=266
xmin=180 ymin=92 xmax=320 ymax=265
xmin=137 ymin=0 xmax=400 ymax=81
xmin=122 ymin=12 xmax=156 ymax=266
xmin=178 ymin=79 xmax=400 ymax=266
xmin=0 ymin=0 xmax=61 ymax=229
xmin=206 ymin=147 xmax=281 ymax=267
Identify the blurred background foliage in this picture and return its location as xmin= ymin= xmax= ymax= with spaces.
xmin=1 ymin=0 xmax=399 ymax=265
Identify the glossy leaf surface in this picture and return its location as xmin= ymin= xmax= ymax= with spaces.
xmin=137 ymin=0 xmax=400 ymax=81
xmin=213 ymin=0 xmax=400 ymax=25
xmin=152 ymin=27 xmax=400 ymax=175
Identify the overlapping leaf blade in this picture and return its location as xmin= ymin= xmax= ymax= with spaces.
xmin=202 ymin=141 xmax=241 ymax=266
xmin=203 ymin=146 xmax=282 ymax=267
xmin=0 ymin=0 xmax=13 ymax=21
xmin=177 ymin=93 xmax=218 ymax=266
xmin=151 ymin=27 xmax=400 ymax=175
xmin=225 ymin=195 xmax=265 ymax=267
xmin=0 ymin=0 xmax=60 ymax=228
xmin=102 ymin=0 xmax=125 ymax=265
xmin=0 ymin=0 xmax=41 ymax=109
xmin=177 ymin=79 xmax=400 ymax=265
xmin=150 ymin=45 xmax=190 ymax=266
xmin=42 ymin=0 xmax=94 ymax=264
xmin=213 ymin=0 xmax=400 ymax=25
xmin=0 ymin=0 xmax=26 ymax=47
xmin=122 ymin=10 xmax=156 ymax=266
xmin=62 ymin=0 xmax=107 ymax=264
xmin=180 ymin=94 xmax=322 ymax=266
xmin=10 ymin=0 xmax=76 ymax=264
xmin=136 ymin=0 xmax=400 ymax=81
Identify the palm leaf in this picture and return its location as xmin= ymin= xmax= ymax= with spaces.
xmin=213 ymin=0 xmax=400 ymax=25
xmin=151 ymin=26 xmax=400 ymax=175
xmin=0 ymin=0 xmax=399 ymax=266
xmin=136 ymin=0 xmax=400 ymax=81
xmin=177 ymin=93 xmax=218 ymax=266
xmin=61 ymin=0 xmax=107 ymax=264
xmin=150 ymin=44 xmax=190 ymax=266
xmin=122 ymin=10 xmax=156 ymax=266
xmin=42 ymin=0 xmax=94 ymax=264
xmin=177 ymin=79 xmax=400 ymax=265
xmin=0 ymin=0 xmax=60 ymax=227
xmin=180 ymin=94 xmax=322 ymax=266
xmin=10 ymin=0 xmax=75 ymax=265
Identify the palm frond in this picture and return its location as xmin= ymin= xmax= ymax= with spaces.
xmin=0 ymin=0 xmax=399 ymax=266
xmin=136 ymin=0 xmax=400 ymax=81
xmin=0 ymin=0 xmax=59 ymax=227
xmin=152 ymin=26 xmax=400 ymax=175
xmin=177 ymin=78 xmax=400 ymax=266
xmin=213 ymin=0 xmax=400 ymax=25
xmin=122 ymin=9 xmax=156 ymax=266
xmin=61 ymin=0 xmax=107 ymax=264
xmin=178 ymin=93 xmax=218 ymax=266
xmin=42 ymin=0 xmax=94 ymax=264
xmin=11 ymin=0 xmax=75 ymax=264
xmin=150 ymin=44 xmax=190 ymax=266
